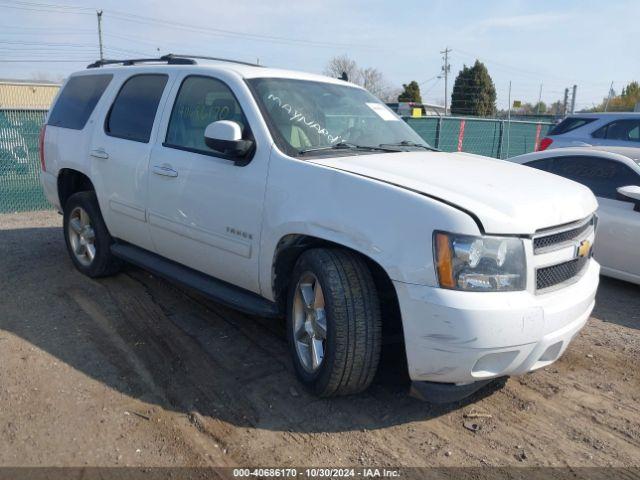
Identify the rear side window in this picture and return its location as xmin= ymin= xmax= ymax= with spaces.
xmin=548 ymin=117 xmax=595 ymax=135
xmin=540 ymin=155 xmax=639 ymax=199
xmin=105 ymin=74 xmax=168 ymax=143
xmin=47 ymin=74 xmax=112 ymax=130
xmin=592 ymin=119 xmax=640 ymax=142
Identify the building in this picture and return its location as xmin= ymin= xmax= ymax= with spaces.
xmin=385 ymin=101 xmax=448 ymax=117
xmin=0 ymin=79 xmax=60 ymax=110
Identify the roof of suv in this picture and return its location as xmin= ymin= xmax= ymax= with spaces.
xmin=74 ymin=58 xmax=354 ymax=87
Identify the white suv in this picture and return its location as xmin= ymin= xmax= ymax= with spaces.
xmin=40 ymin=55 xmax=600 ymax=403
xmin=539 ymin=112 xmax=640 ymax=151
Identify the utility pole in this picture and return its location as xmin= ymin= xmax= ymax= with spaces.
xmin=570 ymin=84 xmax=577 ymax=114
xmin=562 ymin=87 xmax=569 ymax=117
xmin=536 ymin=83 xmax=543 ymax=115
xmin=506 ymin=80 xmax=512 ymax=158
xmin=440 ymin=47 xmax=451 ymax=115
xmin=604 ymin=81 xmax=614 ymax=112
xmin=96 ymin=10 xmax=104 ymax=61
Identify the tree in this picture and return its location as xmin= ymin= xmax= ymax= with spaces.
xmin=324 ymin=55 xmax=359 ymax=83
xmin=450 ymin=60 xmax=496 ymax=116
xmin=359 ymin=67 xmax=387 ymax=99
xmin=397 ymin=81 xmax=422 ymax=103
xmin=533 ymin=101 xmax=547 ymax=114
xmin=324 ymin=55 xmax=395 ymax=101
xmin=548 ymin=100 xmax=564 ymax=115
xmin=589 ymin=81 xmax=640 ymax=112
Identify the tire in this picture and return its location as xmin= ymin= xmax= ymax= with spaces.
xmin=63 ymin=191 xmax=121 ymax=278
xmin=286 ymin=248 xmax=382 ymax=397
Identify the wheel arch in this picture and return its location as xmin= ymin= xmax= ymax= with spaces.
xmin=57 ymin=168 xmax=95 ymax=209
xmin=271 ymin=234 xmax=404 ymax=344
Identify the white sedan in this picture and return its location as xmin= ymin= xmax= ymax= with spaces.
xmin=512 ymin=146 xmax=640 ymax=285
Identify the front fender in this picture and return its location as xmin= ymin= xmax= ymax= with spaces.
xmin=258 ymin=152 xmax=481 ymax=300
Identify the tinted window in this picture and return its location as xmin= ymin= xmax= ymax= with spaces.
xmin=592 ymin=119 xmax=640 ymax=142
xmin=525 ymin=158 xmax=553 ymax=171
xmin=106 ymin=74 xmax=168 ymax=143
xmin=549 ymin=117 xmax=595 ymax=135
xmin=48 ymin=75 xmax=112 ymax=130
xmin=542 ymin=156 xmax=639 ymax=199
xmin=165 ymin=76 xmax=248 ymax=154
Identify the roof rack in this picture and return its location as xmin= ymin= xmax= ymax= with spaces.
xmin=86 ymin=53 xmax=263 ymax=69
xmin=165 ymin=54 xmax=264 ymax=67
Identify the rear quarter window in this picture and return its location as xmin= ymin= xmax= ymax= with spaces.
xmin=548 ymin=117 xmax=595 ymax=136
xmin=47 ymin=74 xmax=112 ymax=130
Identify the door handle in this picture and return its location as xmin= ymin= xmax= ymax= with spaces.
xmin=152 ymin=164 xmax=178 ymax=177
xmin=90 ymin=148 xmax=109 ymax=159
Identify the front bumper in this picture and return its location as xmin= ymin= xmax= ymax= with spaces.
xmin=394 ymin=259 xmax=599 ymax=385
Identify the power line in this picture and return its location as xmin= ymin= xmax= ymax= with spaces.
xmin=0 ymin=59 xmax=90 ymax=62
xmin=0 ymin=0 xmax=374 ymax=50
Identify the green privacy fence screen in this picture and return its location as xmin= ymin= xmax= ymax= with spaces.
xmin=0 ymin=110 xmax=554 ymax=213
xmin=0 ymin=109 xmax=50 ymax=213
xmin=405 ymin=116 xmax=554 ymax=159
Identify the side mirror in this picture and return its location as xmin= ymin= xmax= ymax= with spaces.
xmin=616 ymin=185 xmax=640 ymax=212
xmin=204 ymin=120 xmax=253 ymax=159
xmin=616 ymin=185 xmax=640 ymax=203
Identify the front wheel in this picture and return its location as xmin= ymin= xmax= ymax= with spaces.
xmin=286 ymin=249 xmax=382 ymax=397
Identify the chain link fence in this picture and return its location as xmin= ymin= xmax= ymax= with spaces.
xmin=0 ymin=109 xmax=50 ymax=213
xmin=1 ymin=81 xmax=58 ymax=213
xmin=405 ymin=116 xmax=554 ymax=159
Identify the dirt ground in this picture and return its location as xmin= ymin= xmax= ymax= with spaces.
xmin=0 ymin=210 xmax=639 ymax=469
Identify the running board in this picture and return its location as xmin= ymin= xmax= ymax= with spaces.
xmin=111 ymin=243 xmax=281 ymax=318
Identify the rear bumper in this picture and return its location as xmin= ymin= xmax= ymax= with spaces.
xmin=40 ymin=170 xmax=60 ymax=211
xmin=394 ymin=259 xmax=599 ymax=385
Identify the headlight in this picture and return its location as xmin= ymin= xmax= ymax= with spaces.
xmin=434 ymin=232 xmax=526 ymax=291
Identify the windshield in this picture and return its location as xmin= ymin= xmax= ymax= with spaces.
xmin=247 ymin=77 xmax=431 ymax=157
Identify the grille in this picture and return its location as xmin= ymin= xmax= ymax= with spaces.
xmin=536 ymin=256 xmax=589 ymax=291
xmin=533 ymin=217 xmax=594 ymax=254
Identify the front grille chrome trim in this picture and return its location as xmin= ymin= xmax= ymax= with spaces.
xmin=533 ymin=215 xmax=595 ymax=254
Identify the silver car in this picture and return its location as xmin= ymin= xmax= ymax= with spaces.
xmin=511 ymin=146 xmax=640 ymax=285
xmin=540 ymin=113 xmax=640 ymax=151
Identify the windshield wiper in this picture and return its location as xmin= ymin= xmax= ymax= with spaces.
xmin=299 ymin=142 xmax=401 ymax=155
xmin=379 ymin=140 xmax=439 ymax=151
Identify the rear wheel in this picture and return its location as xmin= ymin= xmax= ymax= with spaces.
xmin=63 ymin=191 xmax=121 ymax=278
xmin=286 ymin=249 xmax=382 ymax=396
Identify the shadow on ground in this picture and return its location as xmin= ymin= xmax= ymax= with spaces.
xmin=593 ymin=276 xmax=640 ymax=331
xmin=0 ymin=225 xmax=512 ymax=434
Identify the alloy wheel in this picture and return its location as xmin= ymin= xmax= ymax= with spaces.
xmin=292 ymin=272 xmax=328 ymax=373
xmin=68 ymin=206 xmax=96 ymax=267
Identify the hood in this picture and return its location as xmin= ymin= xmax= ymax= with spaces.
xmin=309 ymin=151 xmax=598 ymax=235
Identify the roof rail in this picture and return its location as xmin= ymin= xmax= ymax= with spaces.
xmin=86 ymin=53 xmax=263 ymax=69
xmin=87 ymin=56 xmax=196 ymax=69
xmin=163 ymin=54 xmax=264 ymax=67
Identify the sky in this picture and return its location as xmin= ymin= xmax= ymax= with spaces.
xmin=1 ymin=0 xmax=638 ymax=111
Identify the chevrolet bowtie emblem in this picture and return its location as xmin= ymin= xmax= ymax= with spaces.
xmin=577 ymin=239 xmax=592 ymax=258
